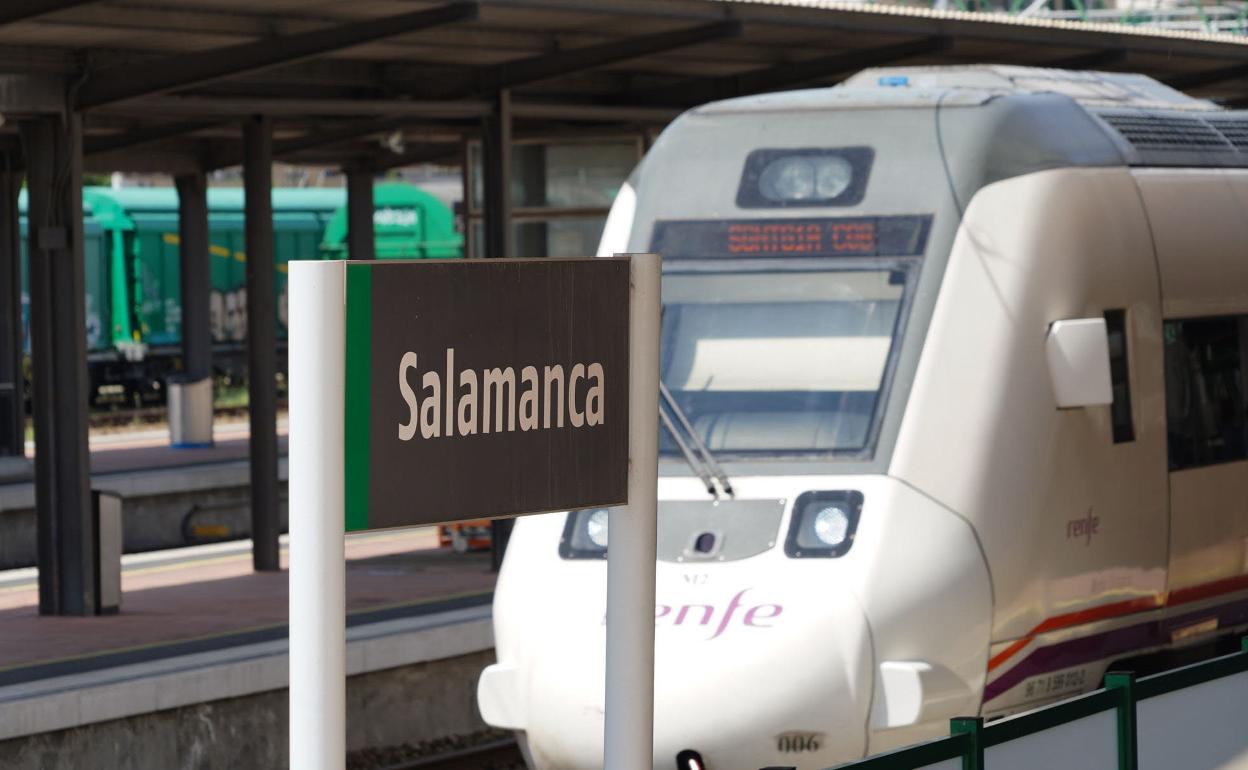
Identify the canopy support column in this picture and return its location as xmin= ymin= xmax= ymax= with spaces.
xmin=243 ymin=115 xmax=280 ymax=572
xmin=481 ymin=89 xmax=514 ymax=570
xmin=345 ymin=165 xmax=376 ymax=261
xmin=21 ymin=113 xmax=95 ymax=615
xmin=0 ymin=157 xmax=24 ymax=467
xmin=481 ymin=89 xmax=512 ymax=260
xmin=171 ymin=171 xmax=215 ymax=448
xmin=176 ymin=172 xmax=212 ymax=381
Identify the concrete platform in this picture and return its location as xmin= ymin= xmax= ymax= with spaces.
xmin=0 ymin=421 xmax=292 ymax=568
xmin=11 ymin=419 xmax=284 ymax=477
xmin=0 ymin=527 xmax=493 ymax=680
xmin=0 ymin=527 xmax=499 ymax=768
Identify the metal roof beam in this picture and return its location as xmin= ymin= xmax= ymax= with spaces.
xmin=346 ymin=142 xmax=462 ymax=172
xmin=275 ymin=118 xmax=409 ymax=157
xmin=640 ymin=35 xmax=949 ymax=106
xmin=206 ymin=117 xmax=470 ymax=170
xmin=84 ymin=120 xmax=219 ymax=156
xmin=0 ymin=0 xmax=103 ymax=27
xmin=0 ymin=74 xmax=67 ymax=115
xmin=75 ymin=2 xmax=479 ymax=110
xmin=109 ymin=95 xmax=678 ymax=124
xmin=1166 ymin=62 xmax=1248 ymax=90
xmin=510 ymin=102 xmax=680 ymax=123
xmin=1045 ymin=49 xmax=1125 ymax=70
xmin=108 ymin=96 xmax=491 ymax=119
xmin=418 ymin=20 xmax=742 ymax=98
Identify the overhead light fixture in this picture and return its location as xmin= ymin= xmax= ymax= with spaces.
xmin=381 ymin=130 xmax=405 ymax=155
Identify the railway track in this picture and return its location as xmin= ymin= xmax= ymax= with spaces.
xmin=87 ymin=404 xmax=254 ymax=431
xmin=380 ymin=739 xmax=522 ymax=770
xmin=352 ymin=736 xmax=523 ymax=770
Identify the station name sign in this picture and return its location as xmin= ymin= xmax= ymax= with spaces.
xmin=343 ymin=259 xmax=630 ymax=531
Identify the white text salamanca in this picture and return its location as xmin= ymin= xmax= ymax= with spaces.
xmin=398 ymin=348 xmax=605 ymax=441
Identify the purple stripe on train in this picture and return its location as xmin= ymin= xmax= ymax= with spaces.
xmin=983 ymin=594 xmax=1248 ymax=703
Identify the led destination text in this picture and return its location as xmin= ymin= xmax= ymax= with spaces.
xmin=398 ymin=347 xmax=606 ymax=440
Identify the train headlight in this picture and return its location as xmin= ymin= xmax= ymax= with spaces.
xmin=737 ymin=147 xmax=873 ymax=208
xmin=815 ymin=156 xmax=854 ymax=199
xmin=761 ymin=157 xmax=817 ymax=201
xmin=813 ymin=505 xmax=851 ymax=546
xmin=784 ymin=491 xmax=863 ymax=558
xmin=559 ymin=507 xmax=611 ymax=559
xmin=586 ymin=508 xmax=609 ymax=548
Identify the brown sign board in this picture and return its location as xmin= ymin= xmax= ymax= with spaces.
xmin=343 ymin=258 xmax=630 ymax=531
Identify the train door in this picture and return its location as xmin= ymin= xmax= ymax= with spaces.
xmin=1136 ymin=169 xmax=1248 ymax=635
xmin=129 ymin=211 xmax=182 ymax=350
xmin=893 ymin=168 xmax=1169 ymax=713
xmin=1012 ymin=170 xmax=1170 ymax=685
xmin=81 ymin=218 xmax=110 ymax=354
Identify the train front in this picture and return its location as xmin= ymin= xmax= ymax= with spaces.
xmin=479 ymin=82 xmax=992 ymax=769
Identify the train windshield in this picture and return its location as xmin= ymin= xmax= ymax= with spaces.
xmin=660 ymin=262 xmax=912 ymax=458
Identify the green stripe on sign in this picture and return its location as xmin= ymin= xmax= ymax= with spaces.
xmin=344 ymin=263 xmax=372 ymax=532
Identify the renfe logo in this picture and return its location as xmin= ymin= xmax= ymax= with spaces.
xmin=397 ymin=347 xmax=606 ymax=440
xmin=1066 ymin=508 xmax=1099 ymax=546
xmin=655 ymin=589 xmax=783 ymax=640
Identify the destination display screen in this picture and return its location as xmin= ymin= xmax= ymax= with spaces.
xmin=650 ymin=215 xmax=932 ymax=259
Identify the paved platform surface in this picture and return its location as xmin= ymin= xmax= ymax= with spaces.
xmin=11 ymin=419 xmax=289 ymax=478
xmin=0 ymin=527 xmax=496 ymax=683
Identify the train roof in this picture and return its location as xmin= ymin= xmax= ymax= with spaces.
xmin=17 ymin=187 xmax=348 ymax=219
xmin=695 ymin=65 xmax=1213 ymax=113
xmin=687 ymin=65 xmax=1248 ymax=170
xmin=80 ymin=187 xmax=346 ymax=213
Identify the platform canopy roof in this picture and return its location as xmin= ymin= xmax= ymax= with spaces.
xmin=3 ymin=0 xmax=1248 ymax=172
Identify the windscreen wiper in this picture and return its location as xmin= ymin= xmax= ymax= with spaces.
xmin=660 ymin=381 xmax=734 ymax=497
xmin=660 ymin=407 xmax=717 ymax=497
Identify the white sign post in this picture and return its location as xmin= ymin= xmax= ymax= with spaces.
xmin=287 ymin=253 xmax=660 ymax=770
xmin=605 ymin=253 xmax=660 ymax=770
xmin=289 ymin=262 xmax=347 ymax=770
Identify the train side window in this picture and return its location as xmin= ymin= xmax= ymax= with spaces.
xmin=1104 ymin=310 xmax=1135 ymax=443
xmin=1164 ymin=316 xmax=1248 ymax=470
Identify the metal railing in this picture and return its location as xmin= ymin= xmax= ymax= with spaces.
xmin=817 ymin=637 xmax=1248 ymax=770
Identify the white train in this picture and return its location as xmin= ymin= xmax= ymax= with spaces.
xmin=477 ymin=66 xmax=1248 ymax=769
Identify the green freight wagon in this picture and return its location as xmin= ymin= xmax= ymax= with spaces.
xmin=78 ymin=186 xmax=342 ymax=396
xmin=19 ymin=183 xmax=461 ymax=403
xmin=20 ymin=187 xmax=342 ymax=401
xmin=320 ymin=182 xmax=462 ymax=259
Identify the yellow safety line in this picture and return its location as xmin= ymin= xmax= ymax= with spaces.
xmin=122 ymin=552 xmax=254 ymax=578
xmin=0 ymin=552 xmax=253 ymax=596
xmin=341 ymin=589 xmax=493 ymax=618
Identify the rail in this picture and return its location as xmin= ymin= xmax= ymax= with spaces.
xmin=811 ymin=637 xmax=1248 ymax=770
xmin=362 ymin=737 xmax=522 ymax=770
